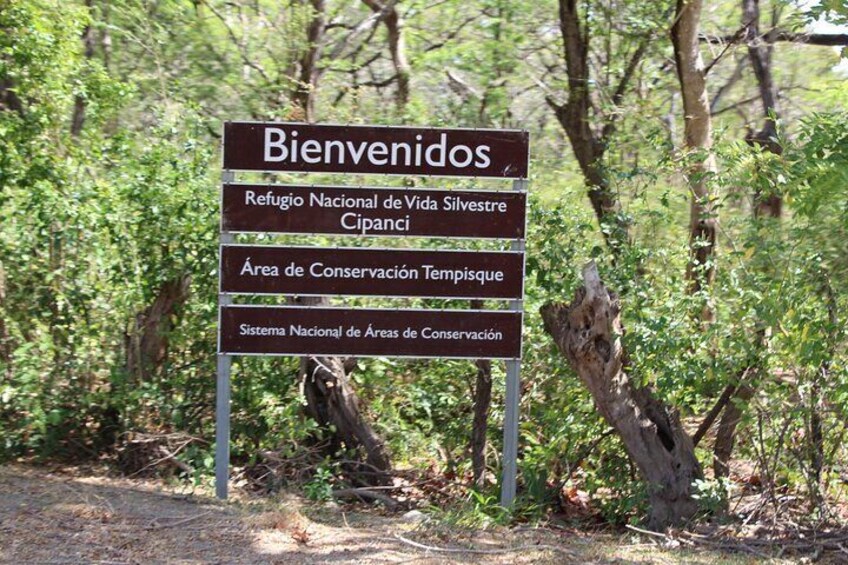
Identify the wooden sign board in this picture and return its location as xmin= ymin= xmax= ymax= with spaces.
xmin=222 ymin=184 xmax=526 ymax=239
xmin=223 ymin=122 xmax=529 ymax=178
xmin=219 ymin=306 xmax=522 ymax=359
xmin=220 ymin=245 xmax=524 ymax=299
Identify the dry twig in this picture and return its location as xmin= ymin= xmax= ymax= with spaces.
xmin=392 ymin=533 xmax=576 ymax=556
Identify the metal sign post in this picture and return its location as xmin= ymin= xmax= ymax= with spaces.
xmin=214 ymin=122 xmax=529 ymax=505
xmin=500 ymin=177 xmax=527 ymax=508
xmin=215 ymin=169 xmax=235 ymax=500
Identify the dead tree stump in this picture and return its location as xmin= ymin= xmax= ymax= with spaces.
xmin=540 ymin=263 xmax=702 ymax=529
xmin=296 ymin=296 xmax=391 ymax=484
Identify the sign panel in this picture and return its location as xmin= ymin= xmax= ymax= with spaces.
xmin=219 ymin=306 xmax=522 ymax=359
xmin=220 ymin=245 xmax=523 ymax=299
xmin=222 ymin=184 xmax=526 ymax=239
xmin=223 ymin=122 xmax=529 ymax=178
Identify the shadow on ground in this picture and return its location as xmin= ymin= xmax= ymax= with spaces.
xmin=0 ymin=465 xmax=775 ymax=564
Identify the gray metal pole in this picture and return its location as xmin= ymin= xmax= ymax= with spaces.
xmin=501 ymin=359 xmax=521 ymax=507
xmin=500 ymin=177 xmax=527 ymax=508
xmin=216 ymin=170 xmax=235 ymax=500
xmin=215 ymin=350 xmax=232 ymax=499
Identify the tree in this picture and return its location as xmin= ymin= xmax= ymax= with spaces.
xmin=361 ymin=0 xmax=411 ymax=113
xmin=541 ymin=263 xmax=702 ymax=529
xmin=709 ymin=0 xmax=847 ymax=484
xmin=545 ymin=0 xmax=658 ymax=255
xmin=710 ymin=0 xmax=778 ymax=483
xmin=293 ymin=0 xmax=326 ymax=122
xmin=671 ymin=0 xmax=717 ymax=320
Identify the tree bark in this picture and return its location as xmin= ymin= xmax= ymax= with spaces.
xmin=293 ymin=0 xmax=326 ymax=123
xmin=297 ymin=295 xmax=392 ymax=483
xmin=469 ymin=299 xmax=492 ymax=487
xmin=289 ymin=5 xmax=391 ymax=483
xmin=713 ymin=379 xmax=754 ymax=479
xmin=300 ymin=353 xmax=392 ymax=481
xmin=743 ymin=0 xmax=783 ymax=218
xmin=807 ymin=276 xmax=839 ymax=503
xmin=0 ymin=15 xmax=25 ymax=117
xmin=0 ymin=76 xmax=24 ymax=117
xmin=550 ymin=0 xmax=632 ymax=255
xmin=71 ymin=0 xmax=95 ymax=137
xmin=471 ymin=356 xmax=492 ymax=487
xmin=125 ymin=274 xmax=192 ymax=383
xmin=671 ymin=0 xmax=717 ymax=319
xmin=362 ymin=0 xmax=411 ymax=112
xmin=541 ymin=263 xmax=702 ymax=529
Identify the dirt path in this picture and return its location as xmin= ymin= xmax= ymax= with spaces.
xmin=0 ymin=464 xmax=769 ymax=564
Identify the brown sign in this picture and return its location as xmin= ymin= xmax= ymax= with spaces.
xmin=220 ymin=245 xmax=523 ymax=299
xmin=222 ymin=184 xmax=526 ymax=239
xmin=223 ymin=122 xmax=529 ymax=178
xmin=219 ymin=306 xmax=522 ymax=359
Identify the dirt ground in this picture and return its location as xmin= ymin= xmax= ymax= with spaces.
xmin=0 ymin=464 xmax=786 ymax=564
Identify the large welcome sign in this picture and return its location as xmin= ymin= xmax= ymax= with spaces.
xmin=216 ymin=121 xmax=528 ymax=507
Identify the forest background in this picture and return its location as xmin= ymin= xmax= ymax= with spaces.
xmin=1 ymin=0 xmax=848 ymax=530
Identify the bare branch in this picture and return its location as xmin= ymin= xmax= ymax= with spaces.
xmin=201 ymin=0 xmax=271 ymax=84
xmin=701 ymin=30 xmax=848 ymax=47
xmin=601 ymin=39 xmax=650 ymax=139
xmin=445 ymin=68 xmax=482 ymax=100
xmin=709 ymin=55 xmax=746 ymax=113
xmin=422 ymin=13 xmax=480 ymax=52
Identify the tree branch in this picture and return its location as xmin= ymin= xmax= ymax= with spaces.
xmin=701 ymin=30 xmax=848 ymax=46
xmin=201 ymin=0 xmax=271 ymax=84
xmin=422 ymin=13 xmax=480 ymax=52
xmin=693 ymin=383 xmax=737 ymax=447
xmin=601 ymin=38 xmax=649 ymax=139
xmin=709 ymin=56 xmax=746 ymax=113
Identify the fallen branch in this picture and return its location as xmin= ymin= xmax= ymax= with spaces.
xmin=146 ymin=510 xmax=213 ymax=531
xmin=392 ymin=534 xmax=575 ymax=556
xmin=331 ymin=487 xmax=400 ymax=509
xmin=625 ymin=524 xmax=670 ymax=539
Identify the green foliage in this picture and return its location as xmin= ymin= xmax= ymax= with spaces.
xmin=425 ymin=489 xmax=512 ymax=529
xmin=692 ymin=477 xmax=733 ymax=516
xmin=304 ymin=465 xmax=336 ymax=501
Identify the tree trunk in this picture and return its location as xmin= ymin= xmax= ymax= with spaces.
xmin=743 ymin=0 xmax=783 ymax=218
xmin=70 ymin=0 xmax=95 ymax=137
xmin=296 ymin=296 xmax=391 ymax=483
xmin=289 ymin=5 xmax=390 ymax=483
xmin=541 ymin=263 xmax=702 ymax=529
xmin=0 ymin=76 xmax=24 ymax=117
xmin=362 ymin=0 xmax=411 ymax=112
xmin=807 ymin=276 xmax=839 ymax=504
xmin=125 ymin=274 xmax=191 ymax=383
xmin=550 ymin=0 xmax=631 ymax=255
xmin=293 ymin=0 xmax=326 ymax=123
xmin=712 ymin=0 xmax=784 ymax=483
xmin=384 ymin=8 xmax=410 ymax=112
xmin=671 ymin=0 xmax=717 ymax=319
xmin=713 ymin=380 xmax=754 ymax=479
xmin=469 ymin=299 xmax=493 ymax=487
